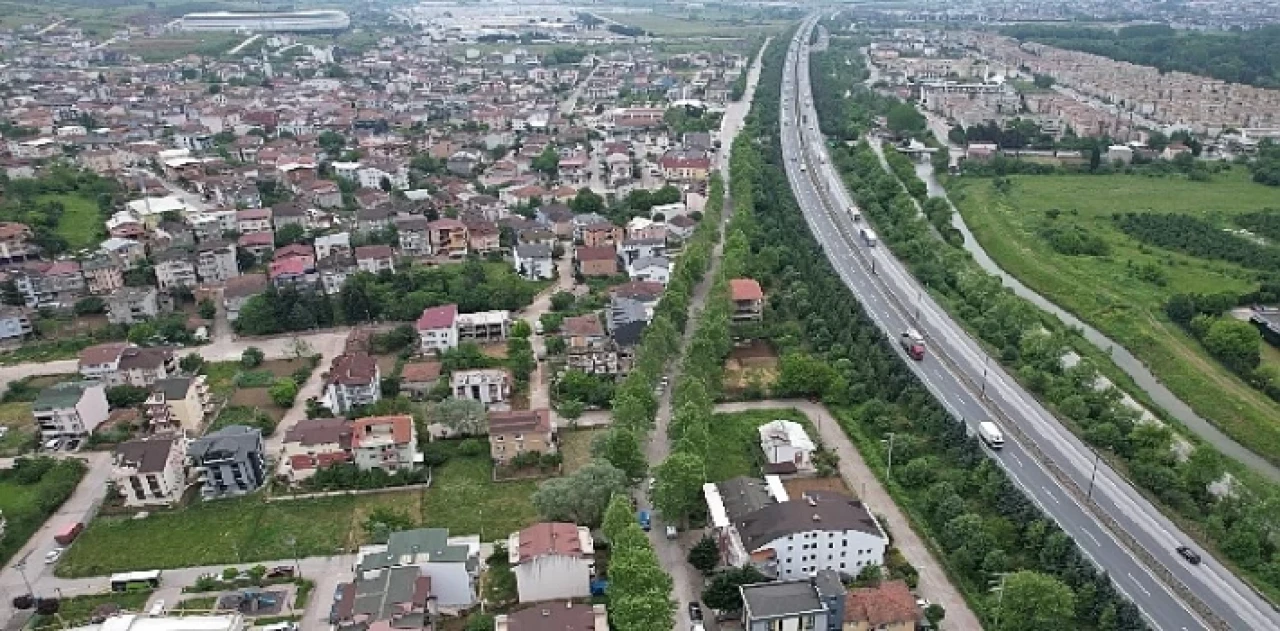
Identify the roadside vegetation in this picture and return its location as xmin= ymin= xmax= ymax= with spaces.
xmin=809 ymin=32 xmax=1280 ymax=605
xmin=0 ymin=457 xmax=87 ymax=568
xmin=695 ymin=32 xmax=1151 ymax=629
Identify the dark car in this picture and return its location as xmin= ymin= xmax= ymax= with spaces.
xmin=266 ymin=566 xmax=295 ymax=579
xmin=1176 ymin=546 xmax=1202 ymax=565
xmin=688 ymin=602 xmax=703 ymax=621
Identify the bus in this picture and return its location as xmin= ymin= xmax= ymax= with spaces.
xmin=110 ymin=570 xmax=162 ymax=592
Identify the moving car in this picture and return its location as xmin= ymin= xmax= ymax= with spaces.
xmin=688 ymin=602 xmax=703 ymax=621
xmin=665 ymin=525 xmax=678 ymax=540
xmin=44 ymin=548 xmax=63 ymax=565
xmin=1177 ymin=545 xmax=1202 ymax=565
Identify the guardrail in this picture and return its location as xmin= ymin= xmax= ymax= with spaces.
xmin=782 ymin=36 xmax=1229 ymax=631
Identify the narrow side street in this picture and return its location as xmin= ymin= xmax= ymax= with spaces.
xmin=634 ymin=38 xmax=770 ymax=631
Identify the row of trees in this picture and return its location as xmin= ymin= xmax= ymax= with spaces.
xmin=813 ymin=45 xmax=1280 ymax=610
xmin=1249 ymin=139 xmax=1280 ymax=187
xmin=1115 ymin=212 xmax=1280 ymax=272
xmin=602 ymin=495 xmax=676 ymax=630
xmin=750 ymin=38 xmax=1157 ymax=629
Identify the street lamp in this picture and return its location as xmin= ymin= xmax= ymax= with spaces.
xmin=990 ymin=572 xmax=1013 ymax=631
xmin=286 ymin=535 xmax=302 ymax=579
xmin=882 ymin=432 xmax=896 ymax=479
xmin=1086 ymin=451 xmax=1101 ymax=502
xmin=12 ymin=558 xmax=33 ymax=596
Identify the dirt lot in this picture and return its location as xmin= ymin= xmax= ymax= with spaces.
xmin=783 ymin=476 xmax=852 ymax=499
xmin=260 ymin=358 xmax=310 ymax=378
xmin=559 ymin=428 xmax=604 ymax=472
xmin=724 ymin=340 xmax=780 ymax=394
xmin=229 ymin=389 xmax=286 ymax=421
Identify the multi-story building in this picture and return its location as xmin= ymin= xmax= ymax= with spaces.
xmin=236 ymin=208 xmax=273 ymax=234
xmin=487 ymin=409 xmax=556 ymax=465
xmin=740 ymin=573 xmax=847 ymax=631
xmin=730 ymin=278 xmax=765 ymax=322
xmin=704 ymin=477 xmax=889 ymax=580
xmin=417 ymin=304 xmax=460 ymax=352
xmin=321 ymin=352 xmax=382 ymax=414
xmin=80 ymin=254 xmax=124 ymax=295
xmin=428 ymin=218 xmax=469 ymax=258
xmin=562 ymin=314 xmax=627 ymax=375
xmin=195 ymin=241 xmax=240 ymax=283
xmin=451 ymin=368 xmax=512 ymax=408
xmin=457 ymin=310 xmax=510 ymax=345
xmin=354 ymin=245 xmax=396 ymax=274
xmin=508 ymin=522 xmax=595 ymax=603
xmin=283 ymin=416 xmax=353 ymax=480
xmin=0 ymin=222 xmax=38 ymax=264
xmin=189 ymin=425 xmax=267 ymax=499
xmin=106 ymin=286 xmax=160 ymax=325
xmin=495 ymin=602 xmax=608 ymax=631
xmin=144 ymin=376 xmax=213 ymax=433
xmin=351 ymin=415 xmax=419 ymax=473
xmin=396 ymin=216 xmax=431 ymax=257
xmin=112 ymin=433 xmax=189 ymax=507
xmin=513 ymin=244 xmax=554 ymax=280
xmin=154 ymin=250 xmax=198 ymax=290
xmin=607 ymin=281 xmax=664 ymax=332
xmin=116 ymin=346 xmax=180 ymax=387
xmin=0 ymin=307 xmax=33 ymax=342
xmin=32 ymin=381 xmax=109 ymax=441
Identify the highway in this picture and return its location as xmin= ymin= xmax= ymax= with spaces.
xmin=780 ymin=17 xmax=1280 ymax=631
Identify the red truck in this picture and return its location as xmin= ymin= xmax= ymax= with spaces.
xmin=54 ymin=522 xmax=83 ymax=546
xmin=900 ymin=330 xmax=926 ymax=361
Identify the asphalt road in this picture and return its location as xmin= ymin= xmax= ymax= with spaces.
xmin=781 ymin=19 xmax=1279 ymax=631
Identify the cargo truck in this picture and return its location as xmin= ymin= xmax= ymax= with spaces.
xmin=978 ymin=422 xmax=1005 ymax=449
xmin=899 ymin=329 xmax=925 ymax=361
xmin=860 ymin=227 xmax=878 ymax=246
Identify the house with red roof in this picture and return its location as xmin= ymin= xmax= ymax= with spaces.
xmin=659 ymin=149 xmax=712 ymax=182
xmin=506 ymin=522 xmax=595 ymax=603
xmin=321 ymin=352 xmax=382 ymax=414
xmin=730 ymin=277 xmax=764 ymax=322
xmin=268 ymin=255 xmax=318 ymax=290
xmin=417 ymin=304 xmax=459 ymax=352
xmin=352 ymin=415 xmax=419 ymax=473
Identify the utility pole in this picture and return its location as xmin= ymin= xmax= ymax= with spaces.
xmin=883 ymin=432 xmax=896 ymax=479
xmin=12 ymin=556 xmax=33 ymax=596
xmin=990 ymin=572 xmax=1013 ymax=631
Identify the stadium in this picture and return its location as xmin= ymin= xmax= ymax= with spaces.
xmin=179 ymin=10 xmax=350 ymax=33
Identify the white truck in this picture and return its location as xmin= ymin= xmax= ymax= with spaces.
xmin=860 ymin=227 xmax=878 ymax=247
xmin=977 ymin=421 xmax=1005 ymax=449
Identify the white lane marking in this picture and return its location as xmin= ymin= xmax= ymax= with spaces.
xmin=1041 ymin=486 xmax=1061 ymax=504
xmin=1128 ymin=573 xmax=1152 ymax=597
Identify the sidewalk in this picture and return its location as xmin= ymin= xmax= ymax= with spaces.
xmin=714 ymin=400 xmax=982 ymax=631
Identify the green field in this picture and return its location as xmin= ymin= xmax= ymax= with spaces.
xmin=56 ymin=455 xmax=538 ymax=577
xmin=30 ymin=590 xmax=152 ymax=629
xmin=949 ymin=168 xmax=1280 ymax=464
xmin=706 ymin=408 xmax=815 ymax=482
xmin=43 ymin=194 xmax=102 ymax=252
xmin=611 ymin=10 xmax=789 ymax=38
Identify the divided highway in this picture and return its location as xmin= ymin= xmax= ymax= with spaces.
xmin=780 ymin=18 xmax=1279 ymax=631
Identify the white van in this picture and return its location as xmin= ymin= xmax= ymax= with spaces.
xmin=860 ymin=227 xmax=878 ymax=247
xmin=978 ymin=421 xmax=1005 ymax=449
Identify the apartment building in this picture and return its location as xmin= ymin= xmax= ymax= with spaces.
xmin=32 ymin=381 xmax=109 ymax=441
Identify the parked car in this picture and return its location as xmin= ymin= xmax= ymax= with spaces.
xmin=266 ymin=566 xmax=295 ymax=579
xmin=665 ymin=525 xmax=678 ymax=540
xmin=637 ymin=510 xmax=651 ymax=532
xmin=44 ymin=548 xmax=63 ymax=565
xmin=688 ymin=602 xmax=703 ymax=621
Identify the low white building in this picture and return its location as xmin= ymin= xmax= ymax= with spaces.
xmin=758 ymin=419 xmax=816 ymax=473
xmin=355 ymin=527 xmax=482 ymax=609
xmin=508 ymin=522 xmax=595 ymax=604
xmin=513 ymin=243 xmax=554 ymax=280
xmin=451 ymin=368 xmax=512 ymax=409
xmin=32 ymin=381 xmax=110 ymax=441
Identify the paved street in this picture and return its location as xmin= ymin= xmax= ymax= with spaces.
xmin=518 ymin=253 xmax=576 ymax=414
xmin=785 ymin=21 xmax=1279 ymax=631
xmin=635 ymin=39 xmax=769 ymax=631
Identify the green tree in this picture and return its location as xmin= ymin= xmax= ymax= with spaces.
xmin=1202 ymin=317 xmax=1261 ymax=373
xmin=106 ymin=385 xmax=149 ymax=408
xmin=241 ymin=347 xmax=265 ymax=368
xmin=531 ymin=459 xmax=628 ymax=526
xmin=0 ymin=280 xmax=25 ymax=306
xmin=532 ymin=146 xmax=561 ymax=178
xmin=688 ymin=535 xmax=720 ymax=573
xmin=550 ymin=291 xmax=575 ymax=312
xmin=603 ymin=493 xmax=640 ymax=546
xmin=197 ymin=298 xmax=216 ymax=320
xmin=592 ymin=428 xmax=649 ymax=481
xmin=269 ymin=378 xmax=299 ymax=407
xmin=998 ymin=571 xmax=1075 ymax=631
xmin=180 ymin=352 xmax=205 ymax=373
xmin=886 ymin=102 xmax=926 ymax=136
xmin=274 ymin=223 xmax=307 ymax=247
xmin=426 ymin=397 xmax=488 ymax=436
xmin=570 ymin=188 xmax=605 ymax=215
xmin=701 ymin=566 xmax=767 ymax=612
xmin=651 ymin=452 xmax=706 ymax=523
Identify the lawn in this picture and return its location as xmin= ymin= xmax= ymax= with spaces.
xmin=706 ymin=408 xmax=816 ymax=483
xmin=29 ymin=590 xmax=152 ymax=629
xmin=56 ymin=456 xmax=539 ymax=577
xmin=0 ymin=402 xmax=36 ymax=456
xmin=558 ymin=428 xmax=603 ymax=472
xmin=44 ymin=193 xmax=103 ymax=252
xmin=109 ymin=32 xmax=244 ymax=63
xmin=0 ymin=458 xmax=86 ymax=567
xmin=949 ymin=169 xmax=1280 ymax=465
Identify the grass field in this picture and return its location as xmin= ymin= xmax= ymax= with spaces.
xmin=109 ymin=32 xmax=244 ymax=63
xmin=56 ymin=455 xmax=538 ymax=577
xmin=707 ymin=408 xmax=815 ymax=482
xmin=559 ymin=428 xmax=603 ymax=472
xmin=44 ymin=193 xmax=103 ymax=252
xmin=949 ymin=168 xmax=1280 ymax=465
xmin=0 ymin=402 xmax=36 ymax=456
xmin=611 ymin=10 xmax=789 ymax=38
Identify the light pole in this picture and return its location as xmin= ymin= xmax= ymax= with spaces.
xmin=286 ymin=535 xmax=302 ymax=578
xmin=12 ymin=559 xmax=33 ymax=596
xmin=1086 ymin=451 xmax=1101 ymax=502
xmin=980 ymin=355 xmax=990 ymax=398
xmin=882 ymin=432 xmax=896 ymax=479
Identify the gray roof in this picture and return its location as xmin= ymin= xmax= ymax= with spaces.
xmin=630 ymin=255 xmax=669 ymax=270
xmin=116 ymin=434 xmax=182 ymax=474
xmin=516 ymin=243 xmax=552 ymax=259
xmin=110 ymin=286 xmax=157 ymax=302
xmin=717 ymin=476 xmax=775 ymax=524
xmin=154 ymin=377 xmax=193 ymax=400
xmin=359 ymin=528 xmax=472 ymax=572
xmin=33 ymin=381 xmax=97 ymax=411
xmin=346 ymin=566 xmax=430 ymax=626
xmin=741 ymin=580 xmax=826 ymax=620
xmin=813 ymin=568 xmax=845 ymax=601
xmin=189 ymin=425 xmax=263 ymax=461
xmin=736 ymin=491 xmax=885 ymax=552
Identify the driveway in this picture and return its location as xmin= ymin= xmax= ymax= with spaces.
xmin=517 ymin=253 xmax=576 ymax=413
